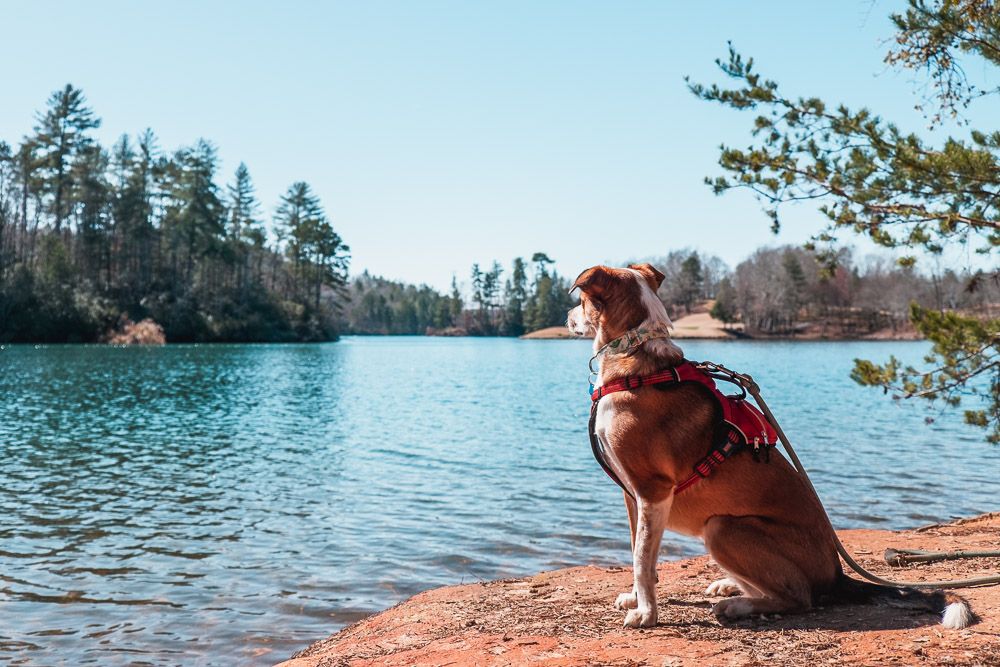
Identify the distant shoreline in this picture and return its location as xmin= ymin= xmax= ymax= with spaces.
xmin=518 ymin=307 xmax=921 ymax=341
xmin=517 ymin=325 xmax=922 ymax=342
xmin=0 ymin=333 xmax=924 ymax=346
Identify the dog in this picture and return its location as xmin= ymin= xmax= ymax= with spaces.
xmin=567 ymin=263 xmax=974 ymax=630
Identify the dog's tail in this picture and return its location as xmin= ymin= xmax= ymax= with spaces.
xmin=826 ymin=574 xmax=974 ymax=629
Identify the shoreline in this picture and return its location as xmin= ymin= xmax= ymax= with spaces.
xmin=0 ymin=333 xmax=926 ymax=347
xmin=517 ymin=325 xmax=921 ymax=342
xmin=279 ymin=513 xmax=1000 ymax=666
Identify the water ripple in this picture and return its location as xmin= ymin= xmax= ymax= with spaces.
xmin=1 ymin=339 xmax=998 ymax=664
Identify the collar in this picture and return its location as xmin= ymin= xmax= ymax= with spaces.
xmin=591 ymin=323 xmax=673 ymax=365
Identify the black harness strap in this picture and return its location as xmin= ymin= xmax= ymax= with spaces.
xmin=588 ymin=401 xmax=636 ymax=500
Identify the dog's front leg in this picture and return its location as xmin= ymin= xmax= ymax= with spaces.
xmin=623 ymin=495 xmax=671 ymax=628
xmin=614 ymin=491 xmax=639 ymax=610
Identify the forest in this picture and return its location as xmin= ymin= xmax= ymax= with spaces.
xmin=343 ymin=245 xmax=995 ymax=339
xmin=342 ymin=253 xmax=576 ymax=336
xmin=1 ymin=85 xmax=994 ymax=343
xmin=0 ymin=84 xmax=580 ymax=342
xmin=0 ymin=85 xmax=350 ymax=342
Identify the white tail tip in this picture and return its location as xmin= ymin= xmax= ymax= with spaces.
xmin=942 ymin=601 xmax=973 ymax=629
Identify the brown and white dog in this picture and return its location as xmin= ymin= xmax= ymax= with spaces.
xmin=567 ymin=263 xmax=974 ymax=630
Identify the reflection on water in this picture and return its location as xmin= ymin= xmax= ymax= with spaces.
xmin=1 ymin=338 xmax=997 ymax=664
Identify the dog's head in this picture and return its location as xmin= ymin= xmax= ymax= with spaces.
xmin=567 ymin=263 xmax=669 ymax=345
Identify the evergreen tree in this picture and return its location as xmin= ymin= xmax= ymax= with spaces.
xmin=0 ymin=85 xmax=353 ymax=343
xmin=226 ymin=163 xmax=264 ymax=290
xmin=448 ymin=276 xmax=463 ymax=325
xmin=524 ymin=252 xmax=574 ymax=331
xmin=691 ymin=3 xmax=999 ymax=439
xmin=70 ymin=143 xmax=111 ymax=283
xmin=311 ymin=217 xmax=350 ymax=311
xmin=678 ymin=253 xmax=704 ymax=313
xmin=227 ymin=163 xmax=260 ymax=244
xmin=110 ymin=130 xmax=159 ymax=301
xmin=503 ymin=257 xmax=528 ymax=336
xmin=163 ymin=140 xmax=226 ymax=286
xmin=274 ymin=181 xmax=349 ymax=316
xmin=0 ymin=141 xmax=13 ymax=276
xmin=32 ymin=84 xmax=100 ymax=233
xmin=482 ymin=260 xmax=503 ymax=334
xmin=275 ymin=181 xmax=324 ymax=299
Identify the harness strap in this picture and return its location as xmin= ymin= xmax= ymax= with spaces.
xmin=588 ymin=360 xmax=775 ymax=496
xmin=673 ymin=437 xmax=742 ymax=493
xmin=588 ymin=401 xmax=635 ymax=499
xmin=592 ymin=367 xmax=677 ymax=400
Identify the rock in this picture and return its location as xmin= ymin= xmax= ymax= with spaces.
xmin=278 ymin=515 xmax=1000 ymax=666
xmin=103 ymin=316 xmax=166 ymax=345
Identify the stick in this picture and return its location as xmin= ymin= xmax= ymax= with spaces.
xmin=884 ymin=548 xmax=1000 ymax=567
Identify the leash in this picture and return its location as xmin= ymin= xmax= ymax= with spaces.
xmin=703 ymin=361 xmax=1000 ymax=590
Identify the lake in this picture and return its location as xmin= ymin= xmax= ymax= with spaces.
xmin=1 ymin=338 xmax=997 ymax=665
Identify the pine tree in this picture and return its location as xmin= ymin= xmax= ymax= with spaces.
xmin=678 ymin=253 xmax=704 ymax=313
xmin=32 ymin=85 xmax=100 ymax=233
xmin=0 ymin=141 xmax=14 ymax=277
xmin=226 ymin=163 xmax=264 ymax=290
xmin=449 ymin=276 xmax=463 ymax=326
xmin=503 ymin=257 xmax=528 ymax=336
xmin=275 ymin=181 xmax=324 ymax=301
xmin=690 ymin=0 xmax=1000 ymax=441
xmin=227 ymin=163 xmax=260 ymax=243
xmin=274 ymin=181 xmax=348 ymax=317
xmin=161 ymin=140 xmax=226 ymax=286
xmin=70 ymin=143 xmax=111 ymax=284
xmin=0 ymin=86 xmax=353 ymax=343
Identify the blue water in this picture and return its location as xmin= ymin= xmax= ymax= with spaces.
xmin=1 ymin=338 xmax=997 ymax=665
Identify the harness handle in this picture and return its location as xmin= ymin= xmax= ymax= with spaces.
xmin=711 ymin=361 xmax=1000 ymax=590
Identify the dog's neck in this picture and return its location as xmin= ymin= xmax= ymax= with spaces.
xmin=593 ymin=320 xmax=683 ymax=386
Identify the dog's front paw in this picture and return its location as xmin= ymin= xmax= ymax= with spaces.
xmin=613 ymin=591 xmax=637 ymax=610
xmin=623 ymin=606 xmax=657 ymax=628
xmin=712 ymin=597 xmax=754 ymax=619
xmin=705 ymin=577 xmax=742 ymax=597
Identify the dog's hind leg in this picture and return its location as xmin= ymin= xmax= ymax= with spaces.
xmin=614 ymin=491 xmax=640 ymax=610
xmin=705 ymin=576 xmax=750 ymax=597
xmin=622 ymin=495 xmax=671 ymax=628
xmin=703 ymin=515 xmax=813 ymax=620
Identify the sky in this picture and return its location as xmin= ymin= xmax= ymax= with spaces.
xmin=1 ymin=1 xmax=994 ymax=290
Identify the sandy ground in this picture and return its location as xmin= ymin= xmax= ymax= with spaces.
xmin=518 ymin=300 xmax=922 ymax=341
xmin=668 ymin=312 xmax=743 ymax=339
xmin=519 ymin=325 xmax=582 ymax=339
xmin=278 ymin=514 xmax=1000 ymax=666
xmin=521 ymin=312 xmax=740 ymax=340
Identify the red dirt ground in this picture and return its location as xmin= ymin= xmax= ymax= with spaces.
xmin=278 ymin=514 xmax=1000 ymax=666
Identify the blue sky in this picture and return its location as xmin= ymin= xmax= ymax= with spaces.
xmin=1 ymin=1 xmax=991 ymax=289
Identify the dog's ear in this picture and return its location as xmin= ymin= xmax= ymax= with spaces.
xmin=629 ymin=263 xmax=665 ymax=291
xmin=571 ymin=266 xmax=614 ymax=306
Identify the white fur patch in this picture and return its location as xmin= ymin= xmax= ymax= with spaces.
xmin=705 ymin=577 xmax=742 ymax=597
xmin=713 ymin=597 xmax=755 ymax=619
xmin=941 ymin=601 xmax=973 ymax=629
xmin=623 ymin=606 xmax=657 ymax=628
xmin=594 ymin=399 xmax=632 ymax=491
xmin=566 ymin=304 xmax=593 ymax=337
xmin=625 ymin=269 xmax=683 ymax=361
xmin=625 ymin=268 xmax=673 ymax=328
xmin=614 ymin=591 xmax=638 ymax=610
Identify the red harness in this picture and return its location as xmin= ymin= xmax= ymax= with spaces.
xmin=588 ymin=360 xmax=777 ymax=496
